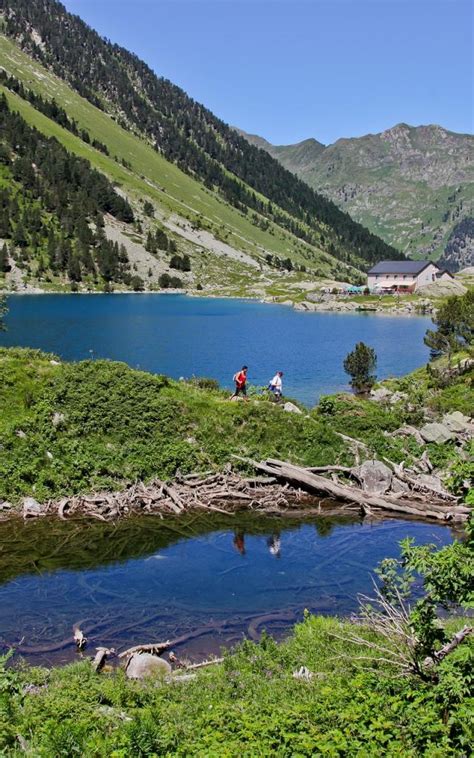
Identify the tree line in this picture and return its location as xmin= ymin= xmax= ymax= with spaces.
xmin=0 ymin=93 xmax=134 ymax=287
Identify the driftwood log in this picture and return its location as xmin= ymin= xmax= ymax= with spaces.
xmin=17 ymin=450 xmax=470 ymax=523
xmin=234 ymin=457 xmax=470 ymax=523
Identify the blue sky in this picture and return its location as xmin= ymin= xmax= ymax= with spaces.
xmin=64 ymin=0 xmax=473 ymax=145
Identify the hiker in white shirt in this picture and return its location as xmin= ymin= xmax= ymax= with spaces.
xmin=269 ymin=371 xmax=283 ymax=402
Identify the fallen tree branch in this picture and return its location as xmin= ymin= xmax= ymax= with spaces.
xmin=118 ymin=641 xmax=170 ymax=659
xmin=423 ymin=626 xmax=473 ymax=668
xmin=236 ymin=456 xmax=469 ymax=522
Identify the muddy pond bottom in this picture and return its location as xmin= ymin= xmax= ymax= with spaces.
xmin=0 ymin=513 xmax=453 ymax=667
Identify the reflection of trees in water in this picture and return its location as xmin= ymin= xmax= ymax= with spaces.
xmin=0 ymin=513 xmax=358 ymax=585
xmin=314 ymin=519 xmax=338 ymax=537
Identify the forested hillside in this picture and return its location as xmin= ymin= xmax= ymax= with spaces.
xmin=0 ymin=0 xmax=403 ymax=272
xmin=0 ymin=93 xmax=135 ymax=288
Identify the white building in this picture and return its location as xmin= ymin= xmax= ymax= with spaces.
xmin=367 ymin=261 xmax=453 ymax=293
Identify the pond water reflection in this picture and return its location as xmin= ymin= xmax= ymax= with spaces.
xmin=0 ymin=513 xmax=453 ymax=666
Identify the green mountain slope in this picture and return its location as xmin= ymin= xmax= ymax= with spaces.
xmin=0 ymin=0 xmax=403 ymax=291
xmin=241 ymin=124 xmax=474 ymax=271
xmin=0 ymin=40 xmax=358 ymax=295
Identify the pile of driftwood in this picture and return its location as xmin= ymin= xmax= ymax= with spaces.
xmin=237 ymin=456 xmax=470 ymax=523
xmin=24 ymin=470 xmax=305 ymax=521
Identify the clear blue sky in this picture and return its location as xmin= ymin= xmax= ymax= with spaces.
xmin=64 ymin=0 xmax=473 ymax=145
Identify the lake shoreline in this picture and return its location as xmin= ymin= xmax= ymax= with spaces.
xmin=1 ymin=286 xmax=437 ymax=316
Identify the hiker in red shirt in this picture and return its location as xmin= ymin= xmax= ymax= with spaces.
xmin=230 ymin=365 xmax=248 ymax=400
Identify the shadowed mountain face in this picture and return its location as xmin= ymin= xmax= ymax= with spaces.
xmin=240 ymin=124 xmax=474 ymax=271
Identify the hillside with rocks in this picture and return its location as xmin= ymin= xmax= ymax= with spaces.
xmin=241 ymin=124 xmax=474 ymax=270
xmin=0 ymin=0 xmax=409 ymax=296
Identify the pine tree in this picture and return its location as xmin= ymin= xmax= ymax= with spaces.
xmin=13 ymin=221 xmax=28 ymax=248
xmin=0 ymin=243 xmax=10 ymax=273
xmin=343 ymin=342 xmax=377 ymax=392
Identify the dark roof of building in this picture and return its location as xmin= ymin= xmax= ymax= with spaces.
xmin=435 ymin=270 xmax=454 ymax=279
xmin=368 ymin=260 xmax=437 ymax=275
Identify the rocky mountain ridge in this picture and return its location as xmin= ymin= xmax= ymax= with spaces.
xmin=240 ymin=123 xmax=474 ymax=270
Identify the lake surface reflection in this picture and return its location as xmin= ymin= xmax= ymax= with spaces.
xmin=0 ymin=513 xmax=452 ymax=666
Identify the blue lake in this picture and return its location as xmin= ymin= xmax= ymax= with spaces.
xmin=0 ymin=294 xmax=431 ymax=404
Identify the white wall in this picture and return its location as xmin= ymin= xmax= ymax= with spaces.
xmin=368 ymin=264 xmax=439 ymax=291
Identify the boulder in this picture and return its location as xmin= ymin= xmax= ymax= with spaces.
xmin=22 ymin=497 xmax=44 ymax=518
xmin=442 ymin=411 xmax=473 ymax=433
xmin=126 ymin=653 xmax=171 ymax=680
xmin=417 ymin=473 xmax=444 ymax=492
xmin=419 ymin=423 xmax=455 ymax=444
xmin=283 ymin=402 xmax=302 ymax=414
xmin=357 ymin=460 xmax=392 ymax=494
xmin=389 ymin=391 xmax=408 ymax=405
xmin=370 ymin=388 xmax=392 ymax=403
xmin=391 ymin=477 xmax=410 ymax=494
xmin=52 ymin=412 xmax=66 ymax=428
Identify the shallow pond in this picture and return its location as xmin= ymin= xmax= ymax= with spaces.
xmin=0 ymin=294 xmax=430 ymax=404
xmin=0 ymin=513 xmax=453 ymax=667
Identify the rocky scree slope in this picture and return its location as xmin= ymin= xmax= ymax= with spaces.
xmin=0 ymin=0 xmax=403 ymax=278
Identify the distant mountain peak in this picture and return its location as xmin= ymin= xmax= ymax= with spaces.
xmin=238 ymin=123 xmax=474 ymax=271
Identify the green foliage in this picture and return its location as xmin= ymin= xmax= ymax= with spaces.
xmin=0 ymin=613 xmax=471 ymax=755
xmin=0 ymin=94 xmax=133 ymax=286
xmin=187 ymin=376 xmax=220 ymax=391
xmin=0 ymin=348 xmax=346 ymax=501
xmin=343 ymin=341 xmax=377 ymax=392
xmin=424 ymin=290 xmax=474 ymax=359
xmin=376 ymin=527 xmax=473 ymax=681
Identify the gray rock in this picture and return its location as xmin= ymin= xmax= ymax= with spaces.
xmin=22 ymin=497 xmax=44 ymax=518
xmin=391 ymin=477 xmax=410 ymax=494
xmin=49 ymin=360 xmax=61 ymax=366
xmin=419 ymin=423 xmax=455 ymax=444
xmin=442 ymin=411 xmax=473 ymax=433
xmin=389 ymin=391 xmax=408 ymax=405
xmin=357 ymin=460 xmax=392 ymax=494
xmin=0 ymin=501 xmax=12 ymax=510
xmin=283 ymin=402 xmax=302 ymax=414
xmin=417 ymin=473 xmax=444 ymax=491
xmin=126 ymin=653 xmax=171 ymax=680
xmin=52 ymin=412 xmax=66 ymax=428
xmin=15 ymin=429 xmax=27 ymax=439
xmin=370 ymin=388 xmax=392 ymax=403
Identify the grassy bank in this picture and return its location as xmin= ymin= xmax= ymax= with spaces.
xmin=1 ymin=612 xmax=472 ymax=756
xmin=0 ymin=347 xmax=472 ymax=755
xmin=0 ymin=347 xmax=472 ymax=504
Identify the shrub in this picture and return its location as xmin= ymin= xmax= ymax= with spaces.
xmin=343 ymin=342 xmax=377 ymax=392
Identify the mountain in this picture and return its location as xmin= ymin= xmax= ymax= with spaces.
xmin=239 ymin=124 xmax=474 ymax=271
xmin=0 ymin=0 xmax=404 ymax=295
xmin=233 ymin=129 xmax=326 ymax=173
